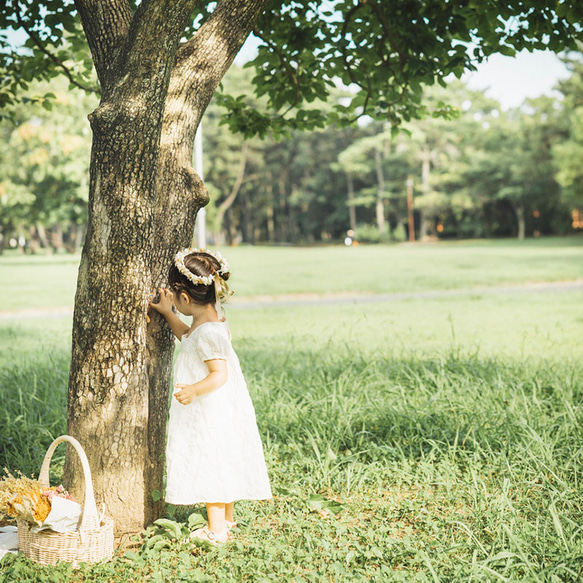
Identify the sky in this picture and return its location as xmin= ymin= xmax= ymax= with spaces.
xmin=462 ymin=50 xmax=571 ymax=110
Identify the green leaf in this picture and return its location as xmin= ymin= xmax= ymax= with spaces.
xmin=188 ymin=511 xmax=207 ymax=530
xmin=307 ymin=494 xmax=344 ymax=515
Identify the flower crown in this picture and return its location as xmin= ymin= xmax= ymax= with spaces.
xmin=174 ymin=248 xmax=230 ymax=286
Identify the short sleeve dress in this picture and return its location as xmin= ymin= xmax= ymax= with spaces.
xmin=165 ymin=321 xmax=272 ymax=505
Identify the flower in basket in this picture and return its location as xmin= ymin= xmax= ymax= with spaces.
xmin=0 ymin=469 xmax=47 ymax=523
xmin=8 ymin=487 xmax=52 ymax=525
xmin=1 ymin=469 xmax=82 ymax=533
xmin=42 ymin=485 xmax=76 ymax=502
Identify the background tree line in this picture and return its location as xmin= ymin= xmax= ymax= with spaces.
xmin=2 ymin=57 xmax=583 ymax=252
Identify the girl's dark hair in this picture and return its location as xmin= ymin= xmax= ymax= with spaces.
xmin=168 ymin=251 xmax=231 ymax=305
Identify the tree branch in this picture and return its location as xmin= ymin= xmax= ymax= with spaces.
xmin=218 ymin=141 xmax=248 ymax=218
xmin=73 ymin=0 xmax=133 ymax=88
xmin=340 ymin=3 xmax=365 ymax=88
xmin=174 ymin=0 xmax=271 ymax=96
xmin=251 ymin=29 xmax=303 ymax=114
xmin=13 ymin=1 xmax=100 ymax=94
xmin=367 ymin=0 xmax=407 ymax=82
xmin=121 ymin=0 xmax=198 ymax=78
xmin=337 ymin=1 xmax=410 ymax=125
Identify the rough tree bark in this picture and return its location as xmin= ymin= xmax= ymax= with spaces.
xmin=67 ymin=0 xmax=270 ymax=535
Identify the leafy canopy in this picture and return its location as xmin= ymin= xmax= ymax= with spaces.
xmin=2 ymin=0 xmax=583 ymax=134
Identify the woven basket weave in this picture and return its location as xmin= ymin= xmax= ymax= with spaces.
xmin=17 ymin=435 xmax=114 ymax=567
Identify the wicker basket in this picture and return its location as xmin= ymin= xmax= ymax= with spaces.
xmin=17 ymin=435 xmax=114 ymax=567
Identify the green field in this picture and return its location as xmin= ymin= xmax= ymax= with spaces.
xmin=1 ymin=238 xmax=582 ymax=581
xmin=1 ymin=236 xmax=582 ymax=310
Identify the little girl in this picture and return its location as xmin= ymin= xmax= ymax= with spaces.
xmin=149 ymin=248 xmax=272 ymax=544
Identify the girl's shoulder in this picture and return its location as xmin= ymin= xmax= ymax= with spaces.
xmin=184 ymin=320 xmax=231 ymax=344
xmin=189 ymin=320 xmax=232 ymax=360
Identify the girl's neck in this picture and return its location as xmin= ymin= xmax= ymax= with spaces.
xmin=188 ymin=303 xmax=222 ymax=332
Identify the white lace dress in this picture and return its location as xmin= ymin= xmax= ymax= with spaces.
xmin=165 ymin=321 xmax=272 ymax=505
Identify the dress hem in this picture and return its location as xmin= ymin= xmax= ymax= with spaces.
xmin=165 ymin=494 xmax=272 ymax=506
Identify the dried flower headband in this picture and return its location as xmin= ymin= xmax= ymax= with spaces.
xmin=174 ymin=248 xmax=230 ymax=286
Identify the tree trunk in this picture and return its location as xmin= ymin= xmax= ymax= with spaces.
xmin=266 ymin=173 xmax=275 ymax=242
xmin=514 ymin=203 xmax=526 ymax=240
xmin=49 ymin=224 xmax=65 ymax=252
xmin=406 ymin=176 xmax=415 ymax=242
xmin=239 ymin=186 xmax=252 ymax=243
xmin=224 ymin=211 xmax=234 ymax=246
xmin=277 ymin=173 xmax=287 ymax=242
xmin=289 ymin=184 xmax=299 ymax=243
xmin=374 ymin=148 xmax=385 ymax=235
xmin=67 ymin=0 xmax=270 ymax=536
xmin=420 ymin=154 xmax=433 ymax=240
xmin=66 ymin=223 xmax=86 ymax=253
xmin=419 ymin=210 xmax=428 ymax=240
xmin=35 ymin=222 xmax=52 ymax=255
xmin=28 ymin=226 xmax=40 ymax=254
xmin=347 ymin=172 xmax=356 ymax=231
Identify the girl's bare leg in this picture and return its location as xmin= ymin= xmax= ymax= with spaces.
xmin=225 ymin=502 xmax=235 ymax=523
xmin=206 ymin=503 xmax=227 ymax=533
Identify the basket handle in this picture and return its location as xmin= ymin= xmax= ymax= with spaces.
xmin=38 ymin=435 xmax=100 ymax=531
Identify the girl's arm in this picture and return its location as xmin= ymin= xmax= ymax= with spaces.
xmin=149 ymin=287 xmax=189 ymax=340
xmin=174 ymin=359 xmax=228 ymax=405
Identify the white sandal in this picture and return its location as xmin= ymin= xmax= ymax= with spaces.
xmin=190 ymin=526 xmax=229 ymax=545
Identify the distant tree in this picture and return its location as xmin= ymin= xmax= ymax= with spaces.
xmin=406 ymin=111 xmax=461 ymax=240
xmin=0 ymin=79 xmax=94 ymax=252
xmin=464 ymin=97 xmax=564 ymax=239
xmin=404 ymin=83 xmax=499 ymax=239
xmin=553 ymin=57 xmax=583 ymax=210
xmin=336 ymin=83 xmax=497 ymax=241
xmin=337 ymin=126 xmax=412 ymax=239
xmin=201 ymin=66 xmax=266 ymax=244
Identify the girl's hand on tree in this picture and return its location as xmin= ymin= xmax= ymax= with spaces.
xmin=149 ymin=287 xmax=174 ymax=316
xmin=174 ymin=383 xmax=197 ymax=405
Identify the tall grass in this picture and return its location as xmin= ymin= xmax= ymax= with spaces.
xmin=0 ymin=354 xmax=68 ymax=478
xmin=2 ymin=338 xmax=582 ymax=580
xmin=228 ymin=345 xmax=583 ymax=580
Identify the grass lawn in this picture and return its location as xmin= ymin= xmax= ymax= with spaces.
xmin=0 ymin=236 xmax=582 ymax=310
xmin=1 ymin=238 xmax=582 ymax=581
xmin=226 ymin=236 xmax=583 ymax=297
